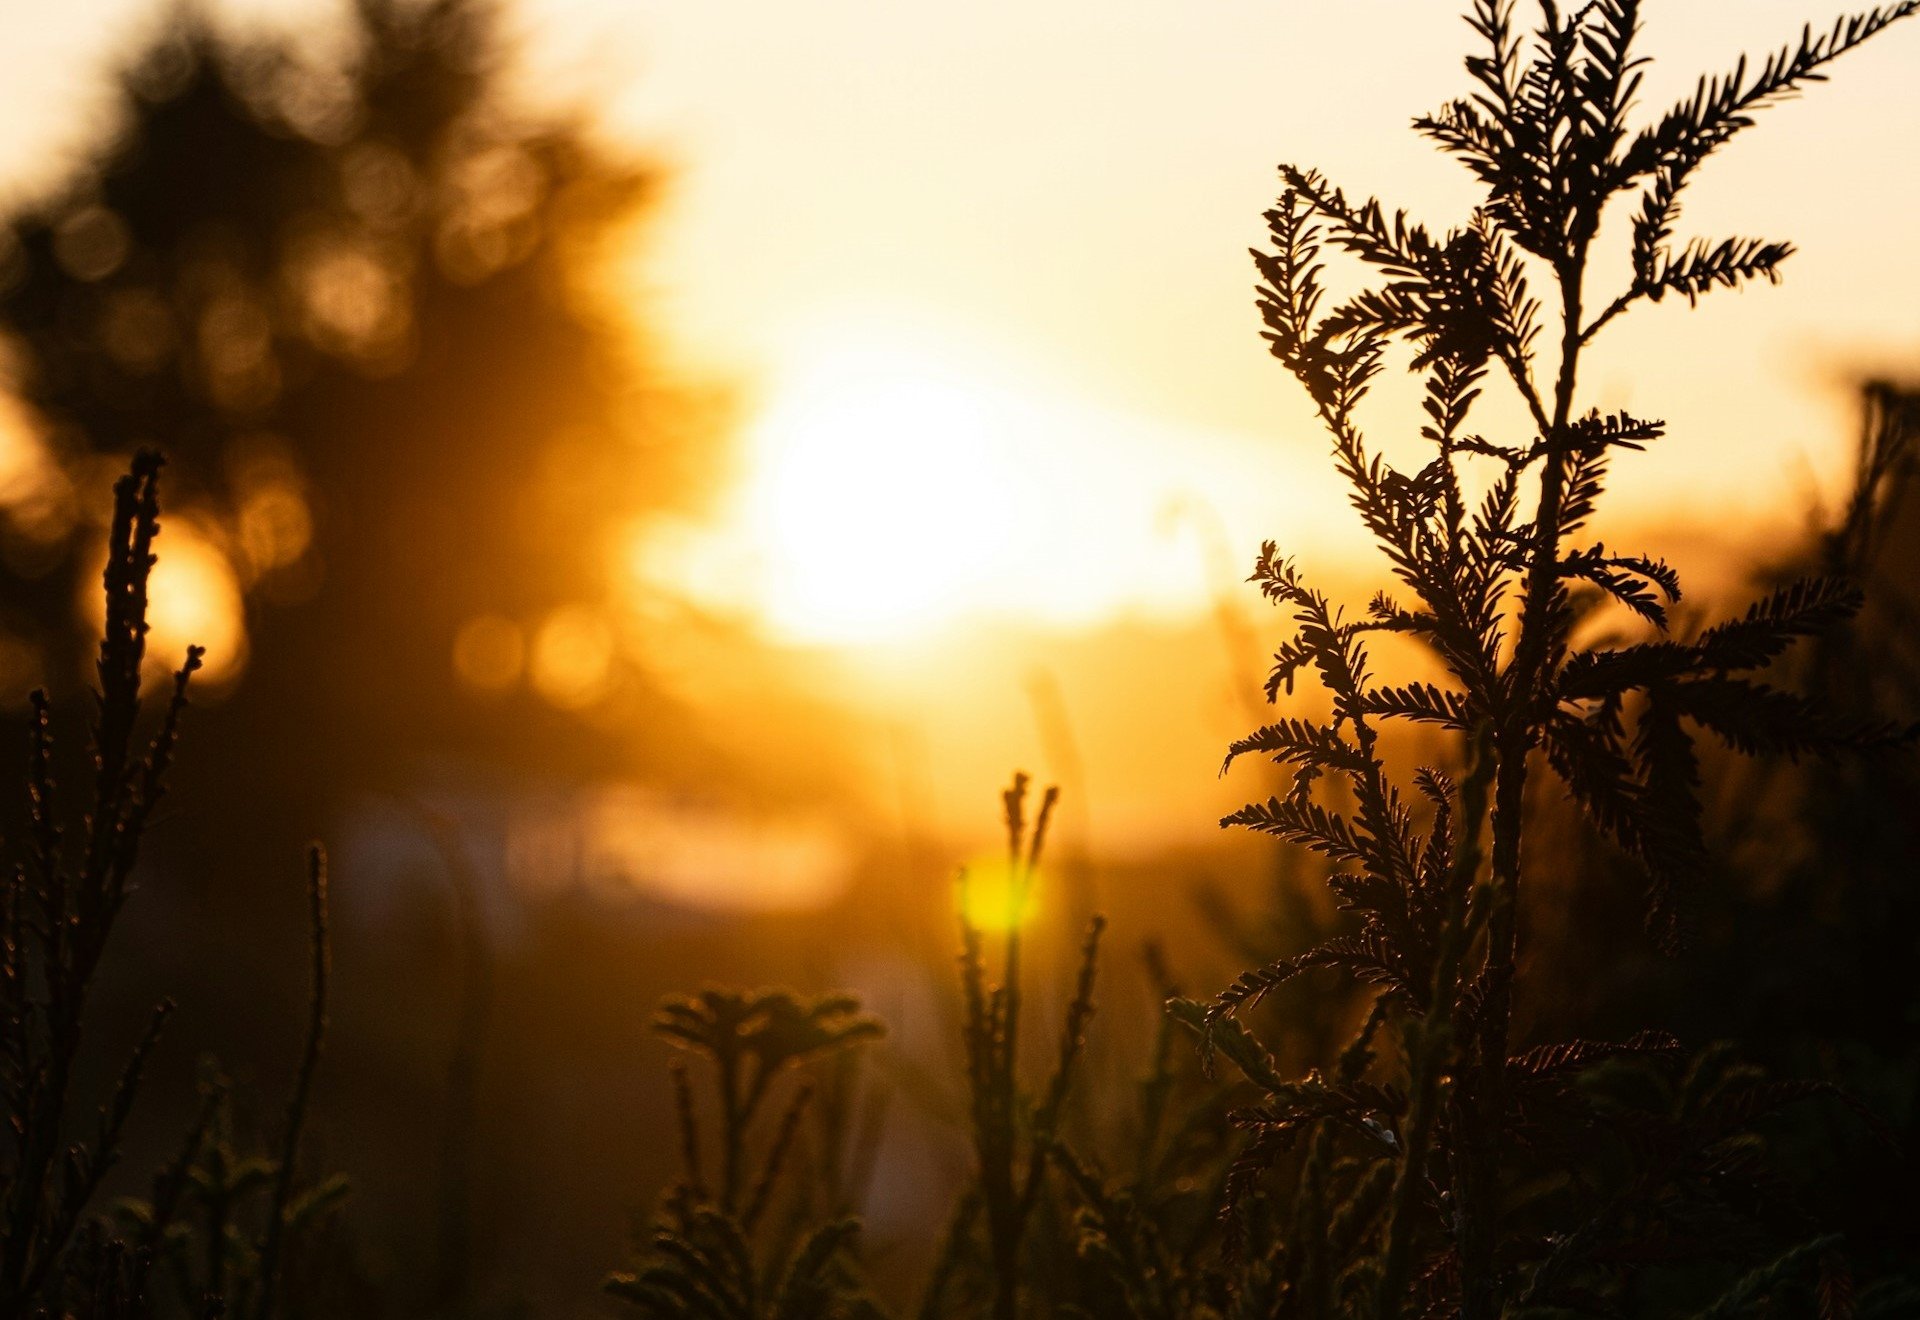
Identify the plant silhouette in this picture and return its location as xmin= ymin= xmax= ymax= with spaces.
xmin=1189 ymin=3 xmax=1918 ymax=1315
xmin=1 ymin=455 xmax=337 ymax=1319
xmin=9 ymin=3 xmax=1920 ymax=1318
xmin=610 ymin=7 xmax=1920 ymax=1317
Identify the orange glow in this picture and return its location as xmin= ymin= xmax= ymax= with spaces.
xmin=142 ymin=522 xmax=246 ymax=684
xmin=632 ymin=317 xmax=1360 ymax=646
xmin=504 ymin=784 xmax=854 ymax=912
xmin=453 ymin=614 xmax=526 ymax=693
xmin=236 ymin=479 xmax=312 ymax=576
xmin=72 ymin=515 xmax=247 ymax=687
xmin=3 ymin=0 xmax=1914 ymax=865
xmin=0 ymin=396 xmax=75 ymax=546
xmin=530 ymin=605 xmax=615 ymax=708
xmin=734 ymin=337 xmax=1018 ymax=642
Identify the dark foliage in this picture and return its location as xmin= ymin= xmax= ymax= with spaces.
xmin=11 ymin=4 xmax=1920 ymax=1319
xmin=1190 ymin=3 xmax=1919 ymax=1317
xmin=608 ymin=989 xmax=886 ymax=1320
xmin=1 ymin=455 xmax=336 ymax=1319
xmin=0 ymin=8 xmax=702 ymax=1304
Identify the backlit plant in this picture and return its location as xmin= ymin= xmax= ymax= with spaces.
xmin=1193 ymin=2 xmax=1917 ymax=1315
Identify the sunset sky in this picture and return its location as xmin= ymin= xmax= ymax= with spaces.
xmin=5 ymin=0 xmax=1918 ymax=853
xmin=9 ymin=1 xmax=1920 ymax=619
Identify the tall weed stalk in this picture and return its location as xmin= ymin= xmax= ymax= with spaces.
xmin=1196 ymin=3 xmax=1917 ymax=1315
xmin=0 ymin=454 xmax=338 ymax=1319
xmin=949 ymin=776 xmax=1103 ymax=1320
xmin=0 ymin=454 xmax=203 ymax=1314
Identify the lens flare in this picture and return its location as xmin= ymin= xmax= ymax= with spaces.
xmin=959 ymin=857 xmax=1038 ymax=932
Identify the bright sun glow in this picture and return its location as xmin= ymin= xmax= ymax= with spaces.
xmin=634 ymin=317 xmax=1360 ymax=647
xmin=741 ymin=342 xmax=1021 ymax=642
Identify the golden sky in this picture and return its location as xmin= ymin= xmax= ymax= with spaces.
xmin=9 ymin=1 xmax=1920 ymax=604
xmin=4 ymin=0 xmax=1919 ymax=858
xmin=560 ymin=2 xmax=1920 ymax=488
xmin=534 ymin=0 xmax=1918 ymax=645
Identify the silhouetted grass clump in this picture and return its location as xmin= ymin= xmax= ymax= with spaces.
xmin=606 ymin=989 xmax=885 ymax=1317
xmin=1 ymin=455 xmax=338 ymax=1319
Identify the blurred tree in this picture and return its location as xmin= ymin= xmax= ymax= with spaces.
xmin=0 ymin=6 xmax=720 ymax=1307
xmin=0 ymin=0 xmax=709 ymax=811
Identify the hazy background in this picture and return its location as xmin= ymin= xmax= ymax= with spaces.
xmin=4 ymin=1 xmax=1916 ymax=846
xmin=0 ymin=0 xmax=1915 ymax=1313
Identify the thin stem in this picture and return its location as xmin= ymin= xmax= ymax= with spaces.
xmin=1580 ymin=285 xmax=1639 ymax=344
xmin=719 ymin=1051 xmax=743 ymax=1214
xmin=1461 ymin=250 xmax=1589 ymax=1319
xmin=254 ymin=846 xmax=332 ymax=1320
xmin=742 ymin=1082 xmax=812 ymax=1234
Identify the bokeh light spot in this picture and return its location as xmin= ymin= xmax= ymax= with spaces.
xmin=52 ymin=206 xmax=129 ymax=282
xmin=530 ymin=605 xmax=615 ymax=709
xmin=453 ymin=613 xmax=525 ymax=693
xmin=138 ymin=523 xmax=246 ymax=685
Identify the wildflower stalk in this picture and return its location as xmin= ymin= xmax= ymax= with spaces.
xmin=955 ymin=775 xmax=1103 ymax=1320
xmin=0 ymin=453 xmax=206 ymax=1314
xmin=614 ymin=989 xmax=883 ymax=1317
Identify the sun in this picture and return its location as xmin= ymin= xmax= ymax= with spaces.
xmin=626 ymin=315 xmax=1362 ymax=649
xmin=738 ymin=341 xmax=1021 ymax=643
